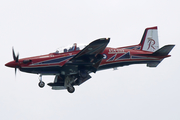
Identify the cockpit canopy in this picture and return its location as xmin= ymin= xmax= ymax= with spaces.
xmin=55 ymin=43 xmax=86 ymax=53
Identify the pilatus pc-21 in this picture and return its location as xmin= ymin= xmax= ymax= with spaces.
xmin=5 ymin=27 xmax=175 ymax=93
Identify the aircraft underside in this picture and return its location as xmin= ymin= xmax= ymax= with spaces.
xmin=18 ymin=59 xmax=161 ymax=93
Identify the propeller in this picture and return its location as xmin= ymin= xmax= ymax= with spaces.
xmin=12 ymin=47 xmax=19 ymax=75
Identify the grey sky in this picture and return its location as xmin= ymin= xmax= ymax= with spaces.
xmin=0 ymin=0 xmax=180 ymax=120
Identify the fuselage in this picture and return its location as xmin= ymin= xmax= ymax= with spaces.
xmin=5 ymin=46 xmax=166 ymax=75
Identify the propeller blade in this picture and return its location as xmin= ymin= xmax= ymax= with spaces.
xmin=16 ymin=53 xmax=19 ymax=62
xmin=12 ymin=47 xmax=16 ymax=61
xmin=15 ymin=67 xmax=17 ymax=76
xmin=12 ymin=47 xmax=19 ymax=62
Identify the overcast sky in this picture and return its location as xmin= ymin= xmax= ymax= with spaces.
xmin=0 ymin=0 xmax=180 ymax=120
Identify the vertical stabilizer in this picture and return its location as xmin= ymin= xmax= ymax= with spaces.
xmin=140 ymin=26 xmax=159 ymax=52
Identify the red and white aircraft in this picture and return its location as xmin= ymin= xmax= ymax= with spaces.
xmin=5 ymin=26 xmax=175 ymax=93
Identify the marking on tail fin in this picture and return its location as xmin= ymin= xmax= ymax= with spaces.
xmin=147 ymin=38 xmax=155 ymax=50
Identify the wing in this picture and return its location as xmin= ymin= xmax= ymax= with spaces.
xmin=63 ymin=38 xmax=110 ymax=74
xmin=48 ymin=38 xmax=110 ymax=91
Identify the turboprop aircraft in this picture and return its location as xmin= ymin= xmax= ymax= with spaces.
xmin=5 ymin=26 xmax=175 ymax=93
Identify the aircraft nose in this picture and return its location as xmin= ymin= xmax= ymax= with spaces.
xmin=5 ymin=61 xmax=18 ymax=68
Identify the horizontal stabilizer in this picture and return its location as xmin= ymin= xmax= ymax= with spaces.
xmin=152 ymin=45 xmax=175 ymax=56
xmin=146 ymin=45 xmax=175 ymax=67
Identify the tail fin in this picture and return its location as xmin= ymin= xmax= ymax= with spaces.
xmin=139 ymin=26 xmax=159 ymax=52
